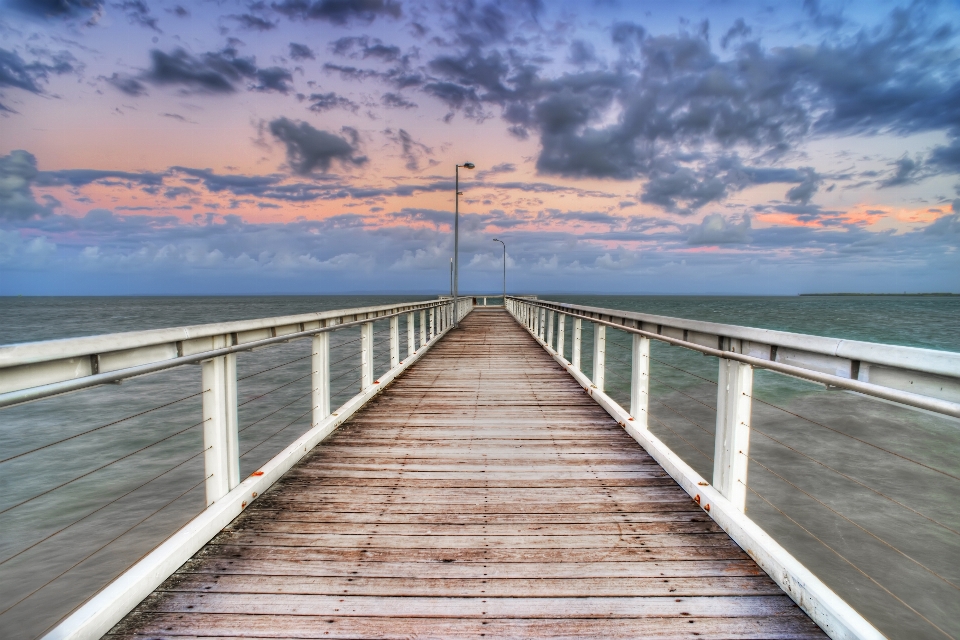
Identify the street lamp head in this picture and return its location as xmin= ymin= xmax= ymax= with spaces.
xmin=462 ymin=162 xmax=475 ymax=169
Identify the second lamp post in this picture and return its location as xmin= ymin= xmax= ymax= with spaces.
xmin=454 ymin=161 xmax=475 ymax=328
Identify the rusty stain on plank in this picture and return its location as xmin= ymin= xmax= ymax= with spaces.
xmin=107 ymin=310 xmax=825 ymax=639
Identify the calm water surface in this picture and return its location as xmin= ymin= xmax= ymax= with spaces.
xmin=1 ymin=295 xmax=958 ymax=639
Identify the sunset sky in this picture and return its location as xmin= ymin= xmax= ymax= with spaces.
xmin=1 ymin=0 xmax=958 ymax=295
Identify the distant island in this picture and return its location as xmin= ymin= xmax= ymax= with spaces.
xmin=799 ymin=293 xmax=958 ymax=296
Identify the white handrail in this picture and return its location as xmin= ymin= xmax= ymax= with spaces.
xmin=507 ymin=297 xmax=886 ymax=640
xmin=1 ymin=297 xmax=477 ymax=640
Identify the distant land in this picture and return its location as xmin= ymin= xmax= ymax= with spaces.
xmin=799 ymin=293 xmax=958 ymax=296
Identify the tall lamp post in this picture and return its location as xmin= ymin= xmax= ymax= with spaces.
xmin=454 ymin=162 xmax=475 ymax=328
xmin=492 ymin=238 xmax=505 ymax=303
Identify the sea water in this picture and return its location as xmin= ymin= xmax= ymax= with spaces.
xmin=1 ymin=295 xmax=958 ymax=639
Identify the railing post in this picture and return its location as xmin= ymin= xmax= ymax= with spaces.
xmin=201 ymin=334 xmax=238 ymax=506
xmin=630 ymin=333 xmax=650 ymax=428
xmin=389 ymin=315 xmax=399 ymax=368
xmin=539 ymin=308 xmax=545 ymax=340
xmin=572 ymin=317 xmax=582 ymax=370
xmin=312 ymin=325 xmax=330 ymax=425
xmin=407 ymin=312 xmax=415 ymax=356
xmin=546 ymin=310 xmax=554 ymax=349
xmin=361 ymin=321 xmax=374 ymax=390
xmin=592 ymin=323 xmax=605 ymax=392
xmin=429 ymin=308 xmax=435 ymax=340
xmin=713 ymin=358 xmax=754 ymax=512
xmin=557 ymin=313 xmax=565 ymax=360
xmin=420 ymin=310 xmax=427 ymax=347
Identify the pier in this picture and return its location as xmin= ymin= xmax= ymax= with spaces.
xmin=109 ymin=310 xmax=824 ymax=638
xmin=3 ymin=297 xmax=959 ymax=639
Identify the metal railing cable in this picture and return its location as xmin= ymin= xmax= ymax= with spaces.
xmin=0 ymin=418 xmax=207 ymax=517
xmin=744 ymin=419 xmax=960 ymax=538
xmin=0 ymin=391 xmax=202 ymax=465
xmin=744 ymin=450 xmax=960 ymax=592
xmin=238 ymin=372 xmax=312 ymax=408
xmin=650 ymin=396 xmax=714 ymax=438
xmin=238 ymin=354 xmax=311 ymax=381
xmin=0 ymin=446 xmax=207 ymax=568
xmin=742 ymin=480 xmax=956 ymax=640
xmin=747 ymin=393 xmax=960 ymax=483
xmin=331 ymin=375 xmax=364 ymax=400
xmin=649 ymin=355 xmax=718 ymax=385
xmin=0 ymin=471 xmax=209 ymax=619
xmin=238 ymin=390 xmax=313 ymax=436
xmin=239 ymin=406 xmax=314 ymax=460
xmin=648 ymin=412 xmax=713 ymax=462
xmin=649 ymin=375 xmax=718 ymax=412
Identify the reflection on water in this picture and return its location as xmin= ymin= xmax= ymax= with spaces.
xmin=1 ymin=295 xmax=958 ymax=639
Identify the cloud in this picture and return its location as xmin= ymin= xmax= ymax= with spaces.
xmin=307 ymin=91 xmax=358 ymax=112
xmin=144 ymin=48 xmax=250 ymax=93
xmin=381 ymin=91 xmax=416 ymax=108
xmin=143 ymin=47 xmax=292 ymax=94
xmin=879 ymin=155 xmax=924 ymax=188
xmin=253 ymin=66 xmax=293 ymax=93
xmin=6 ymin=0 xmax=103 ymax=21
xmin=117 ymin=0 xmax=159 ymax=31
xmin=231 ymin=13 xmax=277 ymax=30
xmin=0 ymin=150 xmax=55 ymax=220
xmin=785 ymin=168 xmax=821 ymax=204
xmin=268 ymin=117 xmax=368 ymax=175
xmin=384 ymin=128 xmax=432 ymax=171
xmin=272 ymin=0 xmax=401 ymax=25
xmin=687 ymin=213 xmax=752 ymax=245
xmin=289 ymin=43 xmax=315 ymax=60
xmin=36 ymin=168 xmax=164 ymax=187
xmin=929 ymin=135 xmax=960 ymax=173
xmin=103 ymin=72 xmax=147 ymax=96
xmin=0 ymin=47 xmax=77 ymax=94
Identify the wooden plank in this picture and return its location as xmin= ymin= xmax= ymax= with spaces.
xmin=112 ymin=310 xmax=824 ymax=639
xmin=161 ymin=574 xmax=786 ymax=597
xmin=108 ymin=614 xmax=825 ymax=639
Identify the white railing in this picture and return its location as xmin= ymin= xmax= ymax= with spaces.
xmin=0 ymin=297 xmax=473 ymax=640
xmin=508 ymin=296 xmax=960 ymax=640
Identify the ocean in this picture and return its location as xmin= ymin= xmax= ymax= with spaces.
xmin=1 ymin=294 xmax=958 ymax=639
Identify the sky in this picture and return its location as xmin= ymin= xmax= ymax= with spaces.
xmin=1 ymin=0 xmax=959 ymax=295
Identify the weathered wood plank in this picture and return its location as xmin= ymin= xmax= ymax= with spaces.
xmin=108 ymin=614 xmax=825 ymax=639
xmin=112 ymin=310 xmax=824 ymax=639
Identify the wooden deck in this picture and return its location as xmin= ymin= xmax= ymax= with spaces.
xmin=109 ymin=309 xmax=825 ymax=639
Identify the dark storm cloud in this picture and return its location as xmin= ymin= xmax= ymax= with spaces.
xmin=268 ymin=118 xmax=368 ymax=175
xmin=289 ymin=43 xmax=315 ymax=60
xmin=271 ymin=0 xmax=401 ymax=25
xmin=144 ymin=48 xmax=291 ymax=94
xmin=0 ymin=151 xmax=54 ymax=220
xmin=307 ymin=91 xmax=358 ymax=112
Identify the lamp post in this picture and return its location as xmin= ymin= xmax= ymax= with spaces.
xmin=454 ymin=162 xmax=475 ymax=328
xmin=492 ymin=238 xmax=505 ymax=303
